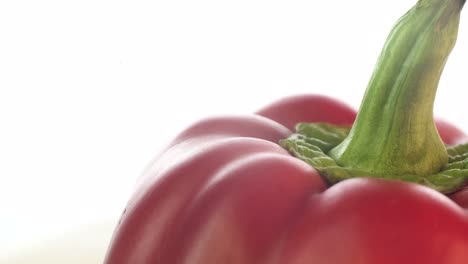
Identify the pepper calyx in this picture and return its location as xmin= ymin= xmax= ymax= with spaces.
xmin=280 ymin=123 xmax=468 ymax=194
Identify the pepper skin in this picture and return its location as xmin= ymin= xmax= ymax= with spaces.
xmin=104 ymin=95 xmax=468 ymax=264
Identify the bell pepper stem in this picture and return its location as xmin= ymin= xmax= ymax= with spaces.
xmin=281 ymin=0 xmax=468 ymax=193
xmin=328 ymin=0 xmax=465 ymax=177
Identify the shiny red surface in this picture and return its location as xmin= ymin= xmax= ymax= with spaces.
xmin=105 ymin=95 xmax=468 ymax=264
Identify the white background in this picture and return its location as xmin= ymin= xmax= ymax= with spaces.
xmin=1 ymin=0 xmax=468 ymax=263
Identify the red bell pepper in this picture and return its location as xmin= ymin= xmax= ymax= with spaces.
xmin=105 ymin=0 xmax=468 ymax=263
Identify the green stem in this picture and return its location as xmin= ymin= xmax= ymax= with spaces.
xmin=328 ymin=0 xmax=464 ymax=177
xmin=280 ymin=0 xmax=468 ymax=193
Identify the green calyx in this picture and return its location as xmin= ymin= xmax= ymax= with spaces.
xmin=281 ymin=0 xmax=468 ymax=193
xmin=280 ymin=123 xmax=468 ymax=194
